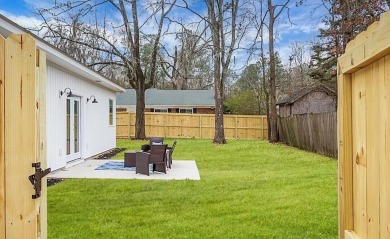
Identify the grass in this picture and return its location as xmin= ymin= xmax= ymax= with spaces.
xmin=48 ymin=139 xmax=338 ymax=239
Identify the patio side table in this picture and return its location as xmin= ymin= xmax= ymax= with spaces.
xmin=124 ymin=151 xmax=138 ymax=167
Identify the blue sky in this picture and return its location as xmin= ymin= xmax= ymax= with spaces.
xmin=0 ymin=0 xmax=327 ymax=67
xmin=1 ymin=0 xmax=36 ymax=16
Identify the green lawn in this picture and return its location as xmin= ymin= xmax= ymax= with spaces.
xmin=48 ymin=139 xmax=338 ymax=239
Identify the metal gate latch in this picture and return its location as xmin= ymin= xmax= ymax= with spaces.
xmin=28 ymin=162 xmax=51 ymax=199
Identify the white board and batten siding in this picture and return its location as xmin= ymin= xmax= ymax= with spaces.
xmin=47 ymin=64 xmax=117 ymax=171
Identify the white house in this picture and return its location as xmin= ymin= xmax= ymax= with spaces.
xmin=0 ymin=15 xmax=125 ymax=171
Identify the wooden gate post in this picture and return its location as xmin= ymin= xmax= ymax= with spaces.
xmin=36 ymin=45 xmax=47 ymax=239
xmin=0 ymin=34 xmax=5 ymax=239
xmin=1 ymin=34 xmax=48 ymax=239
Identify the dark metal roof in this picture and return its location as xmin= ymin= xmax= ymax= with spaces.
xmin=117 ymin=88 xmax=215 ymax=107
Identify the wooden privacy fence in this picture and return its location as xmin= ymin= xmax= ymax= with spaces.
xmin=338 ymin=11 xmax=390 ymax=239
xmin=117 ymin=112 xmax=268 ymax=140
xmin=277 ymin=112 xmax=337 ymax=158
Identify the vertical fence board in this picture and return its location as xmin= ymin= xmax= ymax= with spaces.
xmin=381 ymin=55 xmax=390 ymax=239
xmin=366 ymin=61 xmax=380 ymax=239
xmin=338 ymin=71 xmax=353 ymax=239
xmin=36 ymin=50 xmax=47 ymax=239
xmin=5 ymin=34 xmax=39 ymax=238
xmin=352 ymin=68 xmax=367 ymax=238
xmin=0 ymin=34 xmax=4 ymax=239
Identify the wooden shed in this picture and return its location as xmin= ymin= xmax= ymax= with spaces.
xmin=338 ymin=11 xmax=390 ymax=239
xmin=277 ymin=84 xmax=337 ymax=117
xmin=276 ymin=84 xmax=337 ymax=157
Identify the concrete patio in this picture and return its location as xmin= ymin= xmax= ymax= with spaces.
xmin=48 ymin=159 xmax=200 ymax=180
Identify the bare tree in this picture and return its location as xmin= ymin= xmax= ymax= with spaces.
xmin=288 ymin=41 xmax=309 ymax=81
xmin=176 ymin=0 xmax=248 ymax=143
xmin=161 ymin=27 xmax=213 ymax=90
xmin=267 ymin=0 xmax=291 ymax=143
xmin=38 ymin=0 xmax=176 ymax=139
xmin=205 ymin=0 xmax=241 ymax=144
xmin=246 ymin=0 xmax=291 ymax=141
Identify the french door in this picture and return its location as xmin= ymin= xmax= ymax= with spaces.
xmin=66 ymin=97 xmax=81 ymax=161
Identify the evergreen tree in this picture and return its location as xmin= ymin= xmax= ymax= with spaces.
xmin=308 ymin=0 xmax=388 ymax=82
xmin=308 ymin=44 xmax=337 ymax=82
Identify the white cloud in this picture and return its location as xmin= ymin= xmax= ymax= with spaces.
xmin=0 ymin=10 xmax=43 ymax=30
xmin=23 ymin=0 xmax=53 ymax=10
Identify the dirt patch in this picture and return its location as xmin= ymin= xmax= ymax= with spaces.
xmin=92 ymin=148 xmax=126 ymax=159
xmin=47 ymin=178 xmax=65 ymax=187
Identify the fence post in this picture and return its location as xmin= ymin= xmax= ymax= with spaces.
xmin=164 ymin=113 xmax=167 ymax=137
xmin=262 ymin=116 xmax=265 ymax=140
xmin=0 ymin=34 xmax=4 ymax=239
xmin=127 ymin=112 xmax=131 ymax=139
xmin=235 ymin=115 xmax=238 ymax=139
xmin=37 ymin=49 xmax=48 ymax=239
xmin=199 ymin=114 xmax=202 ymax=139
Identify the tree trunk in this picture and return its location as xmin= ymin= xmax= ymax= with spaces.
xmin=259 ymin=3 xmax=270 ymax=140
xmin=214 ymin=76 xmax=226 ymax=144
xmin=135 ymin=82 xmax=146 ymax=139
xmin=268 ymin=0 xmax=279 ymax=143
xmin=207 ymin=0 xmax=227 ymax=144
xmin=212 ymin=42 xmax=226 ymax=144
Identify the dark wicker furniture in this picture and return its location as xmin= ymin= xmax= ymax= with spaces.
xmin=141 ymin=137 xmax=164 ymax=152
xmin=166 ymin=140 xmax=177 ymax=168
xmin=124 ymin=151 xmax=137 ymax=167
xmin=136 ymin=144 xmax=168 ymax=176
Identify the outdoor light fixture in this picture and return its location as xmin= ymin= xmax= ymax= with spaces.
xmin=86 ymin=95 xmax=98 ymax=104
xmin=59 ymin=87 xmax=73 ymax=98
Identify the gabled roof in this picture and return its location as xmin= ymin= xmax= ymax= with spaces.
xmin=0 ymin=15 xmax=125 ymax=93
xmin=277 ymin=83 xmax=337 ymax=106
xmin=117 ymin=88 xmax=215 ymax=107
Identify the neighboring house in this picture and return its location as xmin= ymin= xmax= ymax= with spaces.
xmin=0 ymin=15 xmax=125 ymax=171
xmin=276 ymin=84 xmax=337 ymax=117
xmin=117 ymin=88 xmax=215 ymax=114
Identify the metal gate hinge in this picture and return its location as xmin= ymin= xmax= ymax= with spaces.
xmin=28 ymin=162 xmax=51 ymax=199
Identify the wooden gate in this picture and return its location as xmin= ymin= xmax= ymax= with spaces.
xmin=0 ymin=34 xmax=48 ymax=238
xmin=338 ymin=12 xmax=390 ymax=239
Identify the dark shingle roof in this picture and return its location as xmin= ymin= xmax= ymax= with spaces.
xmin=277 ymin=83 xmax=337 ymax=105
xmin=117 ymin=88 xmax=215 ymax=107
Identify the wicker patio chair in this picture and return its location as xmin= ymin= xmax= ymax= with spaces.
xmin=140 ymin=137 xmax=164 ymax=152
xmin=136 ymin=144 xmax=168 ymax=176
xmin=166 ymin=140 xmax=177 ymax=169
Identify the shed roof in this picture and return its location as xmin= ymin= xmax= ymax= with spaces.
xmin=277 ymin=83 xmax=337 ymax=106
xmin=0 ymin=15 xmax=125 ymax=93
xmin=117 ymin=88 xmax=215 ymax=107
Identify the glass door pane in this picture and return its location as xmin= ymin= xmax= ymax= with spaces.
xmin=66 ymin=99 xmax=70 ymax=155
xmin=66 ymin=97 xmax=81 ymax=161
xmin=74 ymin=100 xmax=80 ymax=153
